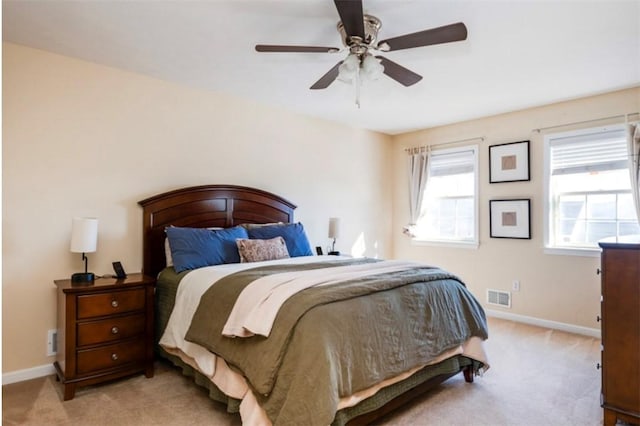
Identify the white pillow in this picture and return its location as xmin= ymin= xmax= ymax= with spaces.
xmin=240 ymin=222 xmax=284 ymax=229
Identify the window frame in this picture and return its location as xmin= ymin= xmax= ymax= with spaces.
xmin=412 ymin=145 xmax=479 ymax=249
xmin=543 ymin=124 xmax=633 ymax=257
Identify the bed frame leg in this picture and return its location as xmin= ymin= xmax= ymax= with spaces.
xmin=463 ymin=365 xmax=474 ymax=383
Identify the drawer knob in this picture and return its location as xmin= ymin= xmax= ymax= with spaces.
xmin=111 ymin=326 xmax=119 ymax=334
xmin=111 ymin=300 xmax=119 ymax=308
xmin=111 ymin=353 xmax=118 ymax=361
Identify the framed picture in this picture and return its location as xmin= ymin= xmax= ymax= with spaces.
xmin=490 ymin=199 xmax=531 ymax=239
xmin=489 ymin=140 xmax=530 ymax=183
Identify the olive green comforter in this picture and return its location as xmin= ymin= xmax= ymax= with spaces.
xmin=184 ymin=258 xmax=488 ymax=426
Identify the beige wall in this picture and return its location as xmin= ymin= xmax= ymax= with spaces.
xmin=2 ymin=43 xmax=393 ymax=373
xmin=4 ymin=40 xmax=638 ymax=376
xmin=391 ymin=87 xmax=640 ymax=330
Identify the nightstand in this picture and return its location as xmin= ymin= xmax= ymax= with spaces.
xmin=53 ymin=273 xmax=155 ymax=400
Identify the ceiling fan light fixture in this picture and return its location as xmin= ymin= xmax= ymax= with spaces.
xmin=337 ymin=53 xmax=362 ymax=107
xmin=361 ymin=54 xmax=384 ymax=81
xmin=337 ymin=52 xmax=384 ymax=108
xmin=337 ymin=53 xmax=360 ymax=83
xmin=338 ymin=53 xmax=383 ymax=84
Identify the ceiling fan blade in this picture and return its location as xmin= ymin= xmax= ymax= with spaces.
xmin=378 ymin=22 xmax=468 ymax=52
xmin=310 ymin=61 xmax=343 ymax=90
xmin=256 ymin=45 xmax=339 ymax=53
xmin=334 ymin=0 xmax=365 ymax=39
xmin=376 ymin=56 xmax=422 ymax=87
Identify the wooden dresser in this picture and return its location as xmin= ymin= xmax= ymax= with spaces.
xmin=598 ymin=239 xmax=640 ymax=426
xmin=54 ymin=274 xmax=155 ymax=400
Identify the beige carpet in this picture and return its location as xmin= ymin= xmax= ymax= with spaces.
xmin=3 ymin=317 xmax=604 ymax=425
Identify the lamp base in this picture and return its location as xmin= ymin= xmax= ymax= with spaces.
xmin=71 ymin=272 xmax=95 ymax=284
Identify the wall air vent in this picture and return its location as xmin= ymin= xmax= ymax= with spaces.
xmin=487 ymin=289 xmax=511 ymax=308
xmin=47 ymin=329 xmax=58 ymax=356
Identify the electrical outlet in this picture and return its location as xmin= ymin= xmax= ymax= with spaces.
xmin=512 ymin=280 xmax=520 ymax=292
xmin=47 ymin=329 xmax=57 ymax=356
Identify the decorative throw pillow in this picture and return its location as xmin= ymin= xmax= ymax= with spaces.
xmin=236 ymin=237 xmax=290 ymax=263
xmin=165 ymin=226 xmax=248 ymax=273
xmin=246 ymin=222 xmax=314 ymax=257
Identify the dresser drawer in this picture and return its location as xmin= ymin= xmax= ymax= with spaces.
xmin=76 ymin=340 xmax=145 ymax=375
xmin=77 ymin=313 xmax=146 ymax=347
xmin=77 ymin=288 xmax=145 ymax=319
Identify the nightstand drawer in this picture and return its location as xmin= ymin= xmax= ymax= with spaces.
xmin=77 ymin=288 xmax=145 ymax=319
xmin=77 ymin=340 xmax=145 ymax=374
xmin=77 ymin=313 xmax=146 ymax=346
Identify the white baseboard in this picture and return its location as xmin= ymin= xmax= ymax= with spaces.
xmin=486 ymin=309 xmax=601 ymax=339
xmin=3 ymin=363 xmax=56 ymax=385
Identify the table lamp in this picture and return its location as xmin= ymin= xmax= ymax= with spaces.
xmin=70 ymin=217 xmax=98 ymax=284
xmin=328 ymin=217 xmax=340 ymax=255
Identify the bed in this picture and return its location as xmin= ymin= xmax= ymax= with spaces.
xmin=138 ymin=184 xmax=489 ymax=425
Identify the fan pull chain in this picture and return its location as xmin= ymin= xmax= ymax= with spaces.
xmin=355 ymin=59 xmax=361 ymax=108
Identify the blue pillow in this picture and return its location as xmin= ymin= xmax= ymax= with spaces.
xmin=165 ymin=226 xmax=248 ymax=272
xmin=247 ymin=222 xmax=313 ymax=257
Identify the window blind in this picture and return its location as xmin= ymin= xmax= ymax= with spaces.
xmin=429 ymin=149 xmax=475 ymax=177
xmin=550 ymin=127 xmax=627 ymax=175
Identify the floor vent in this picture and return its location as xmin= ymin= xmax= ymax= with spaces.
xmin=487 ymin=289 xmax=511 ymax=308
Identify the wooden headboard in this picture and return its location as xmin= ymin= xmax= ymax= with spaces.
xmin=138 ymin=185 xmax=296 ymax=277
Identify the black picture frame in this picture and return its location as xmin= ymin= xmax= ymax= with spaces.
xmin=489 ymin=140 xmax=530 ymax=183
xmin=489 ymin=199 xmax=531 ymax=239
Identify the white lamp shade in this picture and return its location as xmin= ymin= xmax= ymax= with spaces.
xmin=70 ymin=217 xmax=98 ymax=253
xmin=361 ymin=54 xmax=383 ymax=81
xmin=337 ymin=54 xmax=360 ymax=84
xmin=328 ymin=217 xmax=340 ymax=239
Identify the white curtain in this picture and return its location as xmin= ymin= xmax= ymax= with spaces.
xmin=404 ymin=149 xmax=429 ymax=237
xmin=628 ymin=122 xmax=640 ymax=223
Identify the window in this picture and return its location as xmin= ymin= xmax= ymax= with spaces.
xmin=544 ymin=125 xmax=639 ymax=253
xmin=413 ymin=145 xmax=478 ymax=246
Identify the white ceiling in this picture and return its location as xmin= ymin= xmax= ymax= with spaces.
xmin=3 ymin=0 xmax=640 ymax=135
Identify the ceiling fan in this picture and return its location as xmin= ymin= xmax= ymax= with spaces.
xmin=255 ymin=0 xmax=468 ymax=94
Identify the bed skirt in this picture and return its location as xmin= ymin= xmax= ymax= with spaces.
xmin=157 ymin=345 xmax=481 ymax=425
